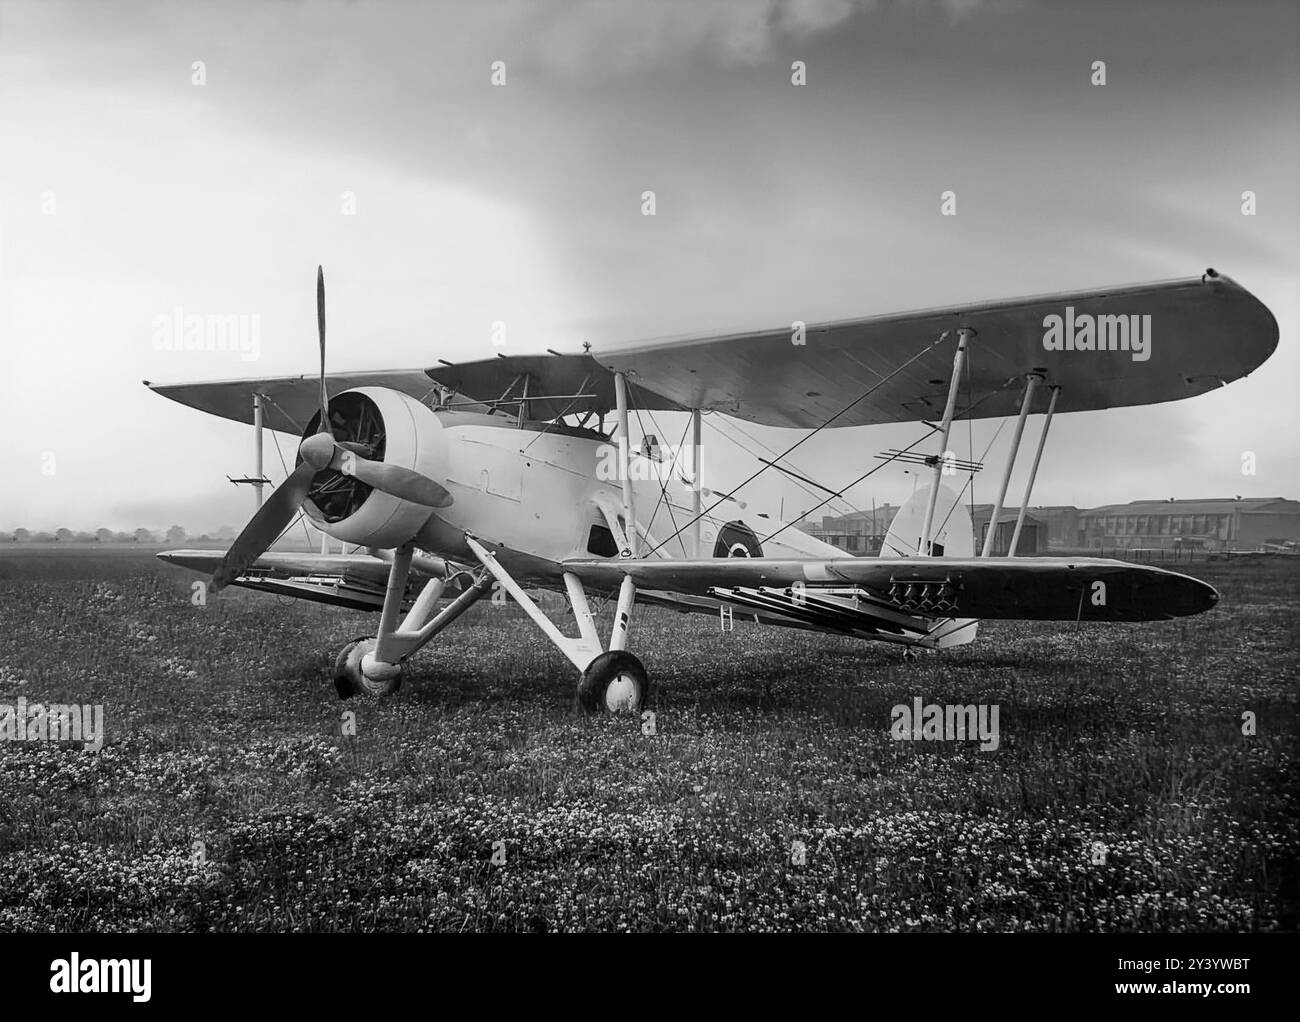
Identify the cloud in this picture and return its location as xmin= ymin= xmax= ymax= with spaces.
xmin=531 ymin=0 xmax=774 ymax=79
xmin=778 ymin=0 xmax=865 ymax=37
xmin=527 ymin=0 xmax=1004 ymax=81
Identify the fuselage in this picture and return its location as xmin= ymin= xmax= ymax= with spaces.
xmin=418 ymin=412 xmax=845 ymax=566
xmin=310 ymin=398 xmax=845 ymax=570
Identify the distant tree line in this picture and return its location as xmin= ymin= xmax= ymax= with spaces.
xmin=6 ymin=525 xmax=237 ymax=543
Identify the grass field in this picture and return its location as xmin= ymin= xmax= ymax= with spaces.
xmin=0 ymin=546 xmax=1295 ymax=932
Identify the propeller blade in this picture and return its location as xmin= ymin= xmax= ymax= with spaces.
xmin=210 ymin=460 xmax=318 ymax=592
xmin=316 ymin=265 xmax=329 ymax=434
xmin=335 ymin=450 xmax=454 ymax=508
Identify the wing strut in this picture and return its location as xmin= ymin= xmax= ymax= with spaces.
xmin=1008 ymin=385 xmax=1060 ymax=556
xmin=227 ymin=392 xmax=273 ymax=509
xmin=980 ymin=374 xmax=1040 ymax=556
xmin=253 ymin=393 xmax=265 ymax=509
xmin=690 ymin=408 xmax=703 ymax=557
xmin=613 ymin=371 xmax=637 ymax=557
xmin=918 ymin=328 xmax=972 ymax=557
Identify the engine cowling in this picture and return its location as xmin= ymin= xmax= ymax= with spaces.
xmin=300 ymin=386 xmax=450 ymax=547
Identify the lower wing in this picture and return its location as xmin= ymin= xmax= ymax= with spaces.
xmin=156 ymin=549 xmax=454 ymax=612
xmin=559 ymin=555 xmax=1217 ymax=625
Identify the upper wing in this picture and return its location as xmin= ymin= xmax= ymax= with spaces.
xmin=145 ymin=369 xmax=437 ymax=432
xmin=146 ymin=274 xmax=1275 ymax=432
xmin=429 ymin=272 xmax=1276 ymax=428
xmin=559 ymin=555 xmax=1218 ymax=622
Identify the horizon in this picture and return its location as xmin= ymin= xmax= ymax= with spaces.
xmin=4 ymin=492 xmax=1298 ymax=541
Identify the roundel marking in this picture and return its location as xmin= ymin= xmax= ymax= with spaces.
xmin=714 ymin=521 xmax=763 ymax=558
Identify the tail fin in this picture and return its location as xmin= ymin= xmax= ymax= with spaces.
xmin=880 ymin=482 xmax=979 ymax=647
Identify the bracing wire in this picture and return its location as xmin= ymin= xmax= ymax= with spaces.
xmin=641 ymin=339 xmax=945 ymax=558
xmin=270 ymin=428 xmax=316 ymax=549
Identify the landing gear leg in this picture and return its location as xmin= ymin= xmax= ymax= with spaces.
xmin=332 ymin=545 xmax=494 ymax=700
xmin=466 ymin=536 xmax=650 ymax=714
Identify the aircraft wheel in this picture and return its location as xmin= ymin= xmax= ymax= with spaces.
xmin=577 ymin=650 xmax=650 ymax=715
xmin=333 ymin=636 xmax=403 ymax=698
xmin=901 ymin=647 xmax=920 ymax=663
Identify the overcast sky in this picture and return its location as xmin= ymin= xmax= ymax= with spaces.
xmin=1 ymin=0 xmax=1296 ymax=533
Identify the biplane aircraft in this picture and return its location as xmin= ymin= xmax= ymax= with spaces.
xmin=148 ymin=268 xmax=1277 ymax=712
